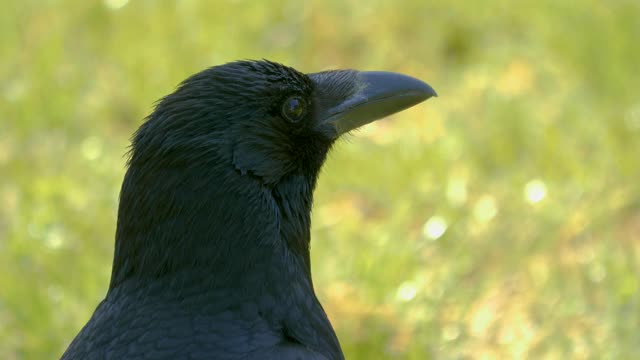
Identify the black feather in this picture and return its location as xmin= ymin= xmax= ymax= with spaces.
xmin=62 ymin=60 xmax=345 ymax=360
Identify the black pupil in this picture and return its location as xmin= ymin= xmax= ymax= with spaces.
xmin=284 ymin=97 xmax=305 ymax=121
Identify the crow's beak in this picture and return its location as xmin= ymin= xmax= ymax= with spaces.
xmin=310 ymin=70 xmax=436 ymax=137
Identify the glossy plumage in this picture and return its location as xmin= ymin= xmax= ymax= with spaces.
xmin=61 ymin=60 xmax=435 ymax=360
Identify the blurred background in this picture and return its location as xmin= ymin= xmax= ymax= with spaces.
xmin=2 ymin=0 xmax=639 ymax=358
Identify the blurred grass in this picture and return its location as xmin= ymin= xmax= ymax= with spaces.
xmin=2 ymin=0 xmax=639 ymax=359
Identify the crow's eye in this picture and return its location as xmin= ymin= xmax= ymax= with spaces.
xmin=281 ymin=96 xmax=306 ymax=123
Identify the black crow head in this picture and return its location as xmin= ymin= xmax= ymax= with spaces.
xmin=110 ymin=60 xmax=435 ymax=292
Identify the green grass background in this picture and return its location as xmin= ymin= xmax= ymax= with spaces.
xmin=2 ymin=0 xmax=639 ymax=358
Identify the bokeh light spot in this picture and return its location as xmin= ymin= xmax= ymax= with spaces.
xmin=82 ymin=136 xmax=103 ymax=161
xmin=473 ymin=195 xmax=498 ymax=222
xmin=45 ymin=226 xmax=65 ymax=250
xmin=524 ymin=179 xmax=547 ymax=204
xmin=442 ymin=325 xmax=461 ymax=341
xmin=423 ymin=216 xmax=448 ymax=240
xmin=104 ymin=0 xmax=129 ymax=10
xmin=446 ymin=177 xmax=468 ymax=206
xmin=396 ymin=281 xmax=418 ymax=302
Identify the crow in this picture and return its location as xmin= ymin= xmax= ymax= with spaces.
xmin=61 ymin=60 xmax=436 ymax=360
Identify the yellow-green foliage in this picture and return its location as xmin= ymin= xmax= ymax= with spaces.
xmin=2 ymin=1 xmax=639 ymax=358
